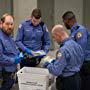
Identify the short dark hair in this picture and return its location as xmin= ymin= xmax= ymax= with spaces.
xmin=31 ymin=8 xmax=41 ymax=19
xmin=1 ymin=13 xmax=14 ymax=23
xmin=62 ymin=11 xmax=75 ymax=20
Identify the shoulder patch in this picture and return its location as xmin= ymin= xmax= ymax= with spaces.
xmin=57 ymin=52 xmax=62 ymax=57
xmin=19 ymin=24 xmax=22 ymax=28
xmin=76 ymin=32 xmax=82 ymax=38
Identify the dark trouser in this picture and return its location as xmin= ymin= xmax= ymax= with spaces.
xmin=0 ymin=69 xmax=15 ymax=90
xmin=20 ymin=57 xmax=42 ymax=68
xmin=56 ymin=72 xmax=81 ymax=90
xmin=80 ymin=61 xmax=90 ymax=90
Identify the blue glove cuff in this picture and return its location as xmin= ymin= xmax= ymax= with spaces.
xmin=15 ymin=56 xmax=21 ymax=64
xmin=25 ymin=48 xmax=33 ymax=56
xmin=43 ymin=62 xmax=50 ymax=68
xmin=51 ymin=59 xmax=56 ymax=64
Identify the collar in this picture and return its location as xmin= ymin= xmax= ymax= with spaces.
xmin=29 ymin=19 xmax=33 ymax=26
xmin=0 ymin=29 xmax=12 ymax=38
xmin=29 ymin=19 xmax=41 ymax=27
xmin=60 ymin=38 xmax=71 ymax=47
xmin=71 ymin=23 xmax=79 ymax=33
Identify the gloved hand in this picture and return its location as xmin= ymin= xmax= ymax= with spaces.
xmin=33 ymin=50 xmax=46 ymax=58
xmin=25 ymin=48 xmax=34 ymax=56
xmin=14 ymin=53 xmax=24 ymax=64
xmin=51 ymin=59 xmax=56 ymax=64
xmin=43 ymin=61 xmax=50 ymax=68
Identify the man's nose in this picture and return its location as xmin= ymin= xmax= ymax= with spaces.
xmin=9 ymin=24 xmax=12 ymax=28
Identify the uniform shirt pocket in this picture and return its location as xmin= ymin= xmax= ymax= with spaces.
xmin=24 ymin=27 xmax=33 ymax=40
xmin=36 ymin=30 xmax=43 ymax=40
xmin=3 ymin=40 xmax=13 ymax=53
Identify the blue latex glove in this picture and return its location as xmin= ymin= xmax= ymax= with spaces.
xmin=43 ymin=61 xmax=50 ymax=68
xmin=25 ymin=48 xmax=33 ymax=56
xmin=15 ymin=53 xmax=24 ymax=64
xmin=51 ymin=59 xmax=56 ymax=64
xmin=14 ymin=56 xmax=21 ymax=64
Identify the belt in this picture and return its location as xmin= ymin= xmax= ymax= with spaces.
xmin=84 ymin=60 xmax=90 ymax=63
xmin=64 ymin=72 xmax=80 ymax=79
xmin=58 ymin=72 xmax=80 ymax=79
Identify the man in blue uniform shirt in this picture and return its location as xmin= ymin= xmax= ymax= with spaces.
xmin=0 ymin=13 xmax=24 ymax=90
xmin=43 ymin=25 xmax=84 ymax=90
xmin=62 ymin=11 xmax=90 ymax=90
xmin=15 ymin=8 xmax=51 ymax=67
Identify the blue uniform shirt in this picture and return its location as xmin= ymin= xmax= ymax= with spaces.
xmin=15 ymin=20 xmax=51 ymax=53
xmin=47 ymin=38 xmax=84 ymax=77
xmin=0 ymin=29 xmax=20 ymax=72
xmin=70 ymin=23 xmax=88 ymax=58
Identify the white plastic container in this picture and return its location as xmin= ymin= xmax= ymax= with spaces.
xmin=17 ymin=67 xmax=53 ymax=90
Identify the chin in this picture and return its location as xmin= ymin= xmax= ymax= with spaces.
xmin=7 ymin=32 xmax=12 ymax=35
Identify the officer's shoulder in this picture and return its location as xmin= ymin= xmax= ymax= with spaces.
xmin=78 ymin=24 xmax=86 ymax=31
xmin=76 ymin=25 xmax=87 ymax=36
xmin=61 ymin=42 xmax=73 ymax=52
xmin=20 ymin=19 xmax=30 ymax=25
xmin=18 ymin=20 xmax=30 ymax=28
xmin=58 ymin=47 xmax=65 ymax=53
xmin=25 ymin=19 xmax=31 ymax=23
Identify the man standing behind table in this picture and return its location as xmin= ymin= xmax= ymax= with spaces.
xmin=0 ymin=13 xmax=24 ymax=90
xmin=62 ymin=11 xmax=90 ymax=90
xmin=15 ymin=8 xmax=51 ymax=67
xmin=43 ymin=25 xmax=84 ymax=90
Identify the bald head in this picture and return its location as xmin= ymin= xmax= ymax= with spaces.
xmin=52 ymin=24 xmax=65 ymax=34
xmin=52 ymin=24 xmax=68 ymax=43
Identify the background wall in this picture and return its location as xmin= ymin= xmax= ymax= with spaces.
xmin=37 ymin=0 xmax=55 ymax=49
xmin=0 ymin=0 xmax=13 ymax=18
xmin=83 ymin=0 xmax=90 ymax=31
xmin=54 ymin=0 xmax=83 ymax=25
xmin=13 ymin=0 xmax=37 ymax=37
